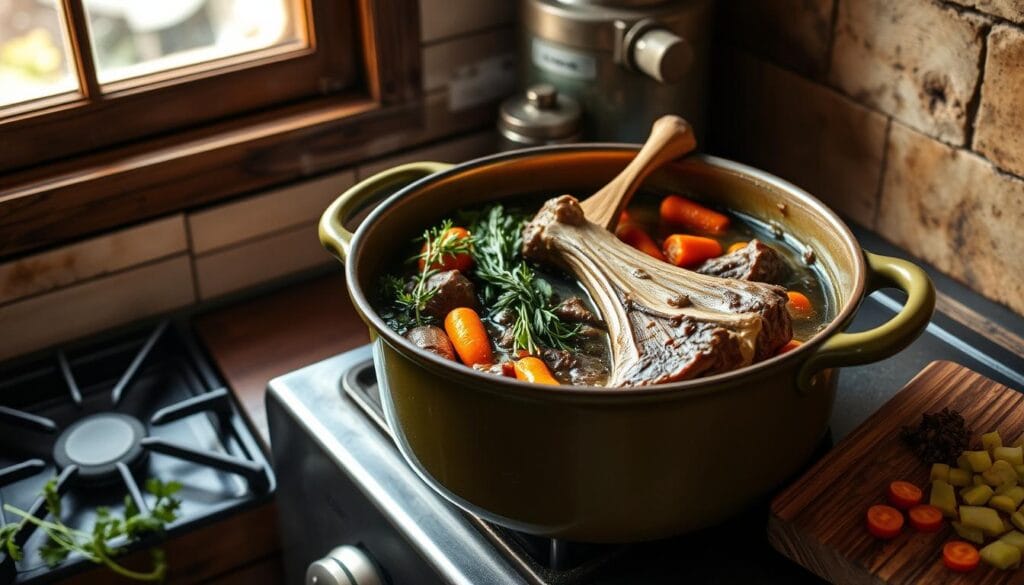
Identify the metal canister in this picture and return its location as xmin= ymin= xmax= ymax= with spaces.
xmin=498 ymin=83 xmax=582 ymax=150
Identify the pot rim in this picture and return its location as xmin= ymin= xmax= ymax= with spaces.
xmin=345 ymin=144 xmax=867 ymax=399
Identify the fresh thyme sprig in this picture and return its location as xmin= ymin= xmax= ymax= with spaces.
xmin=0 ymin=477 xmax=182 ymax=582
xmin=382 ymin=219 xmax=473 ymax=331
xmin=470 ymin=205 xmax=578 ymax=353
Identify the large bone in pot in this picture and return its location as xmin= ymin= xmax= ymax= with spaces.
xmin=523 ymin=195 xmax=792 ymax=387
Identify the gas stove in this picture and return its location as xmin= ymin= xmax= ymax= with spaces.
xmin=0 ymin=320 xmax=274 ymax=584
xmin=268 ymin=233 xmax=1024 ymax=585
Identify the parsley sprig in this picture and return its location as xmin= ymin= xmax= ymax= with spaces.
xmin=0 ymin=477 xmax=182 ymax=582
xmin=469 ymin=205 xmax=578 ymax=353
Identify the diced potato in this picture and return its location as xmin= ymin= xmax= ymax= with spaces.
xmin=1015 ymin=464 xmax=1024 ymax=482
xmin=975 ymin=474 xmax=987 ymax=486
xmin=931 ymin=480 xmax=958 ymax=518
xmin=996 ymin=446 xmax=1024 ymax=466
xmin=962 ymin=505 xmax=1006 ymax=536
xmin=984 ymin=460 xmax=1018 ymax=487
xmin=991 ymin=495 xmax=1017 ymax=514
xmin=984 ymin=431 xmax=1004 ymax=453
xmin=963 ymin=484 xmax=995 ymax=506
xmin=1013 ymin=511 xmax=1024 ymax=532
xmin=1002 ymin=486 xmax=1024 ymax=506
xmin=930 ymin=463 xmax=950 ymax=482
xmin=981 ymin=541 xmax=1022 ymax=570
xmin=948 ymin=468 xmax=972 ymax=487
xmin=965 ymin=450 xmax=994 ymax=472
xmin=953 ymin=521 xmax=986 ymax=545
xmin=1005 ymin=518 xmax=1015 ymax=535
xmin=1000 ymin=530 xmax=1024 ymax=552
xmin=958 ymin=453 xmax=974 ymax=472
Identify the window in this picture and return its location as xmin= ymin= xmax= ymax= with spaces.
xmin=0 ymin=0 xmax=421 ymax=258
xmin=0 ymin=0 xmax=363 ymax=173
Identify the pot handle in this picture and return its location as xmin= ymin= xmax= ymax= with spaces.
xmin=319 ymin=161 xmax=453 ymax=263
xmin=798 ymin=251 xmax=935 ymax=392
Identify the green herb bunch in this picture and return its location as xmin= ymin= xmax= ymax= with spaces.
xmin=0 ymin=477 xmax=182 ymax=582
xmin=382 ymin=219 xmax=473 ymax=331
xmin=469 ymin=205 xmax=578 ymax=353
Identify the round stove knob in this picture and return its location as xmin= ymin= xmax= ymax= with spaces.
xmin=306 ymin=545 xmax=383 ymax=585
xmin=626 ymin=23 xmax=692 ymax=84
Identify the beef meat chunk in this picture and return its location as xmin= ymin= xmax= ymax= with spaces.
xmin=419 ymin=270 xmax=477 ymax=319
xmin=554 ymin=297 xmax=604 ymax=327
xmin=541 ymin=348 xmax=609 ymax=386
xmin=695 ymin=239 xmax=786 ymax=284
xmin=405 ymin=325 xmax=456 ymax=361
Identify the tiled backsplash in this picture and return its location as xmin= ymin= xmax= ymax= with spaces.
xmin=0 ymin=1 xmax=513 ymax=361
xmin=713 ymin=0 xmax=1024 ymax=316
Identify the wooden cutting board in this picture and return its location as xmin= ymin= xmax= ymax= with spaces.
xmin=769 ymin=361 xmax=1024 ymax=584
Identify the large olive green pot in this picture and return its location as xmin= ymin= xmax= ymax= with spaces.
xmin=319 ymin=146 xmax=935 ymax=543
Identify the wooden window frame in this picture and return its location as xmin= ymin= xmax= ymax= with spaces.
xmin=0 ymin=0 xmax=423 ymax=259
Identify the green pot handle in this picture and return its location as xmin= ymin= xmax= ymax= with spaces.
xmin=798 ymin=251 xmax=935 ymax=392
xmin=319 ymin=161 xmax=453 ymax=263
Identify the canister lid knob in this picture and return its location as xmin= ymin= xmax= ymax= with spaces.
xmin=499 ymin=84 xmax=582 ymax=146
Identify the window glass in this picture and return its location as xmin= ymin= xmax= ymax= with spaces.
xmin=84 ymin=0 xmax=303 ymax=84
xmin=0 ymin=0 xmax=78 ymax=107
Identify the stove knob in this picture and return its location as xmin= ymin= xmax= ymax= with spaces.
xmin=306 ymin=545 xmax=383 ymax=585
xmin=629 ymin=25 xmax=692 ymax=84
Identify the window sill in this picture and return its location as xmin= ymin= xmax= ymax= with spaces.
xmin=0 ymin=89 xmax=492 ymax=259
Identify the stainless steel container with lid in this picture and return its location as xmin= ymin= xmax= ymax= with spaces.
xmin=521 ymin=0 xmax=712 ymax=142
xmin=498 ymin=83 xmax=582 ymax=150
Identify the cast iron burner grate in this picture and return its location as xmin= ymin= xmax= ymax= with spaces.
xmin=0 ymin=320 xmax=273 ymax=584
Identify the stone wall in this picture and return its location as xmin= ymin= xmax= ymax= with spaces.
xmin=711 ymin=0 xmax=1024 ymax=315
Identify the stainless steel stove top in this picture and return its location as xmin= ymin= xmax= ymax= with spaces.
xmin=268 ymin=232 xmax=1024 ymax=585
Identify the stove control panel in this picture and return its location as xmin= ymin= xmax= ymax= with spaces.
xmin=306 ymin=545 xmax=382 ymax=585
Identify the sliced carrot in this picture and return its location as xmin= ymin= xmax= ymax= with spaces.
xmin=727 ymin=241 xmax=748 ymax=254
xmin=659 ymin=195 xmax=730 ymax=234
xmin=943 ymin=541 xmax=980 ymax=573
xmin=776 ymin=339 xmax=803 ymax=355
xmin=908 ymin=505 xmax=944 ymax=533
xmin=786 ymin=291 xmax=813 ymax=316
xmin=418 ymin=226 xmax=473 ymax=273
xmin=616 ymin=223 xmax=666 ymax=261
xmin=444 ymin=307 xmax=493 ymax=366
xmin=513 ymin=357 xmax=560 ymax=385
xmin=887 ymin=481 xmax=923 ymax=509
xmin=866 ymin=504 xmax=904 ymax=539
xmin=662 ymin=234 xmax=723 ymax=268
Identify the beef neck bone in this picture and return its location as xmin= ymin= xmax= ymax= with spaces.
xmin=523 ymin=196 xmax=792 ymax=387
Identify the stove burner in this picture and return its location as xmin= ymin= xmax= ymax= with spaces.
xmin=52 ymin=413 xmax=147 ymax=485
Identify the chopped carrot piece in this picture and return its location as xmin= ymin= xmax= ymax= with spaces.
xmin=777 ymin=339 xmax=802 ymax=355
xmin=444 ymin=307 xmax=493 ymax=366
xmin=616 ymin=223 xmax=666 ymax=261
xmin=513 ymin=357 xmax=560 ymax=385
xmin=662 ymin=234 xmax=723 ymax=268
xmin=887 ymin=481 xmax=923 ymax=509
xmin=908 ymin=505 xmax=944 ymax=532
xmin=943 ymin=541 xmax=980 ymax=572
xmin=866 ymin=504 xmax=904 ymax=540
xmin=786 ymin=291 xmax=813 ymax=316
xmin=727 ymin=241 xmax=748 ymax=254
xmin=418 ymin=226 xmax=473 ymax=273
xmin=659 ymin=195 xmax=730 ymax=234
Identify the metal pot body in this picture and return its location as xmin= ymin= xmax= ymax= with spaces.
xmin=319 ymin=147 xmax=934 ymax=542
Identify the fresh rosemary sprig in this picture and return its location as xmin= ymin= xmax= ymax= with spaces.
xmin=470 ymin=205 xmax=578 ymax=353
xmin=382 ymin=219 xmax=473 ymax=331
xmin=0 ymin=477 xmax=182 ymax=582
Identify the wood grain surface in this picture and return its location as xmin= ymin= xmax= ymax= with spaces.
xmin=769 ymin=361 xmax=1024 ymax=584
xmin=194 ymin=273 xmax=369 ymax=445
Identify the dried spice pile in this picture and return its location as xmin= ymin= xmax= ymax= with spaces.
xmin=901 ymin=408 xmax=972 ymax=465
